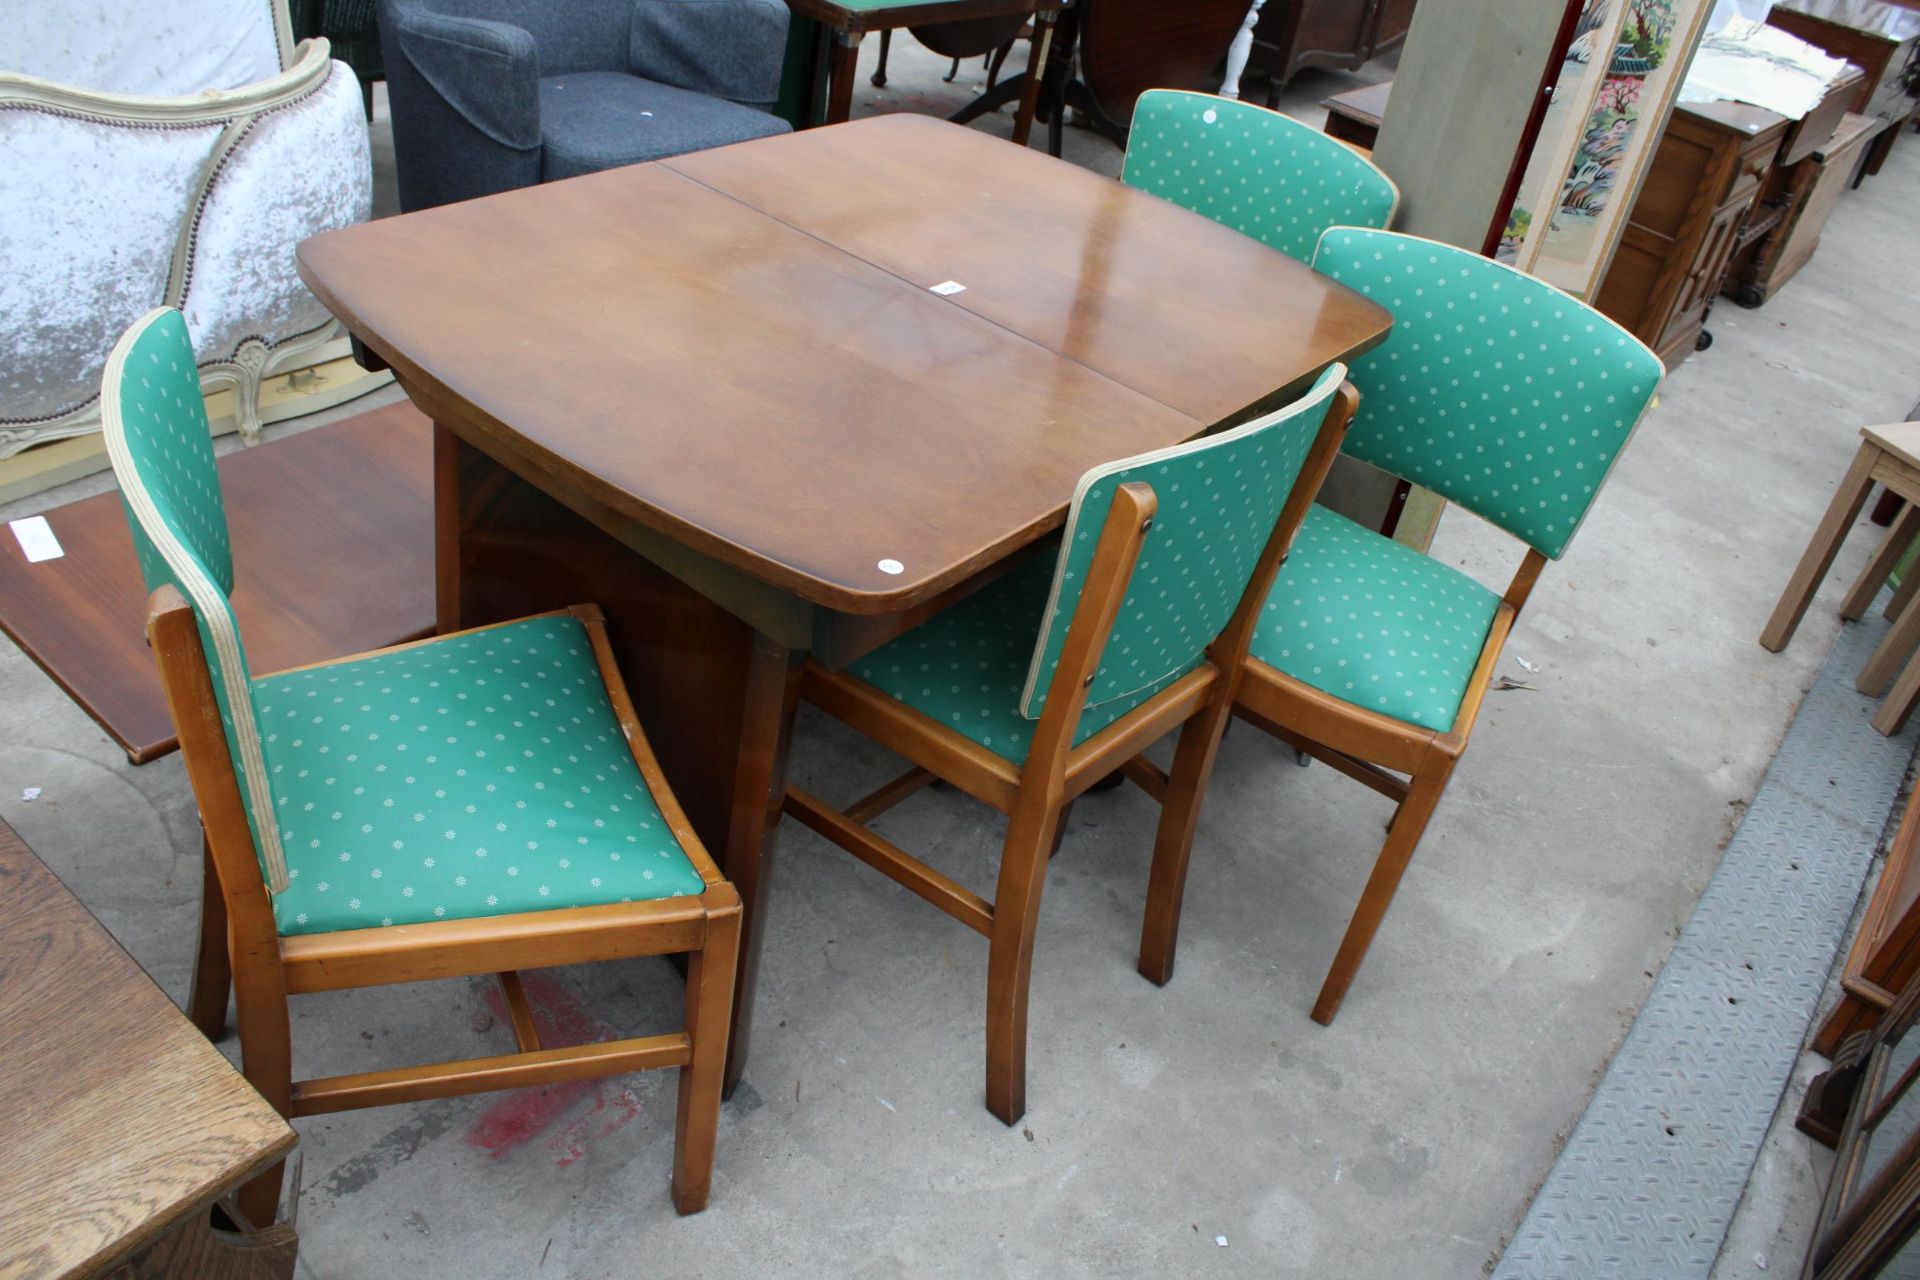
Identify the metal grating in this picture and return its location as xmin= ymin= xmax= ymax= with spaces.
xmin=1493 ymin=609 xmax=1920 ymax=1279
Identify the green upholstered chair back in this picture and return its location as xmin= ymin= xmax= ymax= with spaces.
xmin=1020 ymin=363 xmax=1346 ymax=721
xmin=1311 ymin=228 xmax=1664 ymax=559
xmin=101 ymin=309 xmax=289 ymax=892
xmin=1121 ymin=90 xmax=1399 ymax=263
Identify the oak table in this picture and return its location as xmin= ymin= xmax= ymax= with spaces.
xmin=0 ymin=402 xmax=434 ymax=763
xmin=296 ymin=113 xmax=1392 ymax=1096
xmin=0 ymin=817 xmax=297 ymax=1278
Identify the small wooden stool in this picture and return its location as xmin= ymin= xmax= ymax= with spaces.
xmin=1763 ymin=422 xmax=1920 ymax=734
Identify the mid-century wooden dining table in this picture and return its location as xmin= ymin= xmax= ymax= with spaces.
xmin=296 ymin=113 xmax=1392 ymax=1097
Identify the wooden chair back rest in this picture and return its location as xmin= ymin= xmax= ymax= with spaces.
xmin=102 ymin=308 xmax=288 ymax=891
xmin=1123 ymin=89 xmax=1400 ymax=262
xmin=1020 ymin=362 xmax=1347 ymax=723
xmin=1310 ymin=227 xmax=1664 ymax=561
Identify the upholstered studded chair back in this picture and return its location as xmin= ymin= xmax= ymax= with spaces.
xmin=1311 ymin=228 xmax=1664 ymax=559
xmin=1121 ymin=90 xmax=1399 ymax=263
xmin=102 ymin=308 xmax=289 ymax=891
xmin=1020 ymin=363 xmax=1347 ymax=721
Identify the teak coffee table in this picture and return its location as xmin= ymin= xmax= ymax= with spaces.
xmin=297 ymin=114 xmax=1392 ymax=1095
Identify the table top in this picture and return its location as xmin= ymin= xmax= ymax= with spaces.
xmin=298 ymin=117 xmax=1389 ymax=617
xmin=0 ymin=818 xmax=294 ymax=1279
xmin=0 ymin=403 xmax=433 ymax=764
xmin=1320 ymin=80 xmax=1393 ymax=126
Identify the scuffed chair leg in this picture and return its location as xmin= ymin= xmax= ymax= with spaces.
xmin=1137 ymin=699 xmax=1233 ymax=986
xmin=674 ymin=888 xmax=741 ymax=1215
xmin=188 ymin=831 xmax=232 ymax=1039
xmin=984 ymin=800 xmax=1063 ymax=1126
xmin=1310 ymin=762 xmax=1452 ymax=1025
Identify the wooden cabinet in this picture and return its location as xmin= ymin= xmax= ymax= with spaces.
xmin=1767 ymin=0 xmax=1920 ymax=181
xmin=1250 ymin=0 xmax=1418 ymax=103
xmin=1593 ymin=101 xmax=1791 ymax=370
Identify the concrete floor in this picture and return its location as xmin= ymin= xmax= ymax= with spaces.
xmin=3 ymin=35 xmax=1917 ymax=1280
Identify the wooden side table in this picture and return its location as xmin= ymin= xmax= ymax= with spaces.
xmin=0 ymin=817 xmax=297 ymax=1278
xmin=1321 ymin=79 xmax=1391 ymax=150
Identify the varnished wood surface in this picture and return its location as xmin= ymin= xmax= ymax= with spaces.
xmin=302 ymin=155 xmax=1205 ymax=616
xmin=0 ymin=818 xmax=294 ymax=1279
xmin=0 ymin=402 xmax=434 ymax=763
xmin=784 ymin=0 xmax=1041 ymax=36
xmin=666 ymin=116 xmax=1393 ymax=428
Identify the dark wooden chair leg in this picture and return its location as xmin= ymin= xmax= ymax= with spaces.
xmin=1137 ymin=698 xmax=1233 ymax=986
xmin=1310 ymin=760 xmax=1453 ymax=1025
xmin=983 ymin=796 xmax=1064 ymax=1126
xmin=188 ymin=831 xmax=232 ymax=1040
xmin=673 ymin=889 xmax=741 ymax=1215
xmin=871 ymin=29 xmax=892 ymax=87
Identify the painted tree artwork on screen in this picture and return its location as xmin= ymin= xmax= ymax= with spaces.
xmin=1532 ymin=0 xmax=1714 ymax=298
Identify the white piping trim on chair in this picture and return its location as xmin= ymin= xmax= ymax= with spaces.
xmin=1016 ymin=363 xmax=1347 ymax=720
xmin=101 ymin=308 xmax=290 ymax=893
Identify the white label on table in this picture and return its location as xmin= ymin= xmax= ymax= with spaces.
xmin=10 ymin=516 xmax=63 ymax=563
xmin=929 ymin=281 xmax=967 ymax=296
xmin=877 ymin=558 xmax=905 ymax=575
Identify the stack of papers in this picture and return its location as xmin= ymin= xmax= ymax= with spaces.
xmin=1678 ymin=17 xmax=1853 ymax=118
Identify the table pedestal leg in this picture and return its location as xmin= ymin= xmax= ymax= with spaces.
xmin=825 ymin=31 xmax=864 ymax=125
xmin=1010 ymin=12 xmax=1059 ymax=148
xmin=434 ymin=424 xmax=802 ymax=1095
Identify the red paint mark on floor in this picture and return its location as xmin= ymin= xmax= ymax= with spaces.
xmin=465 ymin=972 xmax=643 ymax=1165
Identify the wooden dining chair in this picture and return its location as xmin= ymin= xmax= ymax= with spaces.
xmin=103 ymin=309 xmax=740 ymax=1225
xmin=1120 ymin=89 xmax=1399 ymax=263
xmin=1131 ymin=228 xmax=1665 ymax=1026
xmin=784 ymin=365 xmax=1357 ymax=1125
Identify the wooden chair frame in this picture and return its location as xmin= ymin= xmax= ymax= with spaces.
xmin=1137 ymin=537 xmax=1549 ymax=1025
xmin=154 ymin=595 xmax=740 ymax=1224
xmin=786 ymin=386 xmax=1357 ymax=1125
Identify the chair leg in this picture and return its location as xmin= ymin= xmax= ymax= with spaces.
xmin=1872 ymin=651 xmax=1920 ymax=736
xmin=1761 ymin=442 xmax=1879 ymax=651
xmin=187 ymin=831 xmax=231 ymax=1040
xmin=1137 ymin=698 xmax=1234 ymax=986
xmin=1311 ymin=759 xmax=1454 ymax=1026
xmin=1860 ymin=584 xmax=1920 ymax=696
xmin=673 ymin=893 xmax=741 ymax=1215
xmin=871 ymin=29 xmax=891 ymax=88
xmin=1889 ymin=558 xmax=1920 ymax=621
xmin=231 ymin=962 xmax=294 ymax=1231
xmin=983 ymin=795 xmax=1066 ymax=1126
xmin=1841 ymin=501 xmax=1920 ymax=621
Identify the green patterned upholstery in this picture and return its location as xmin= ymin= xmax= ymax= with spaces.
xmin=255 ymin=615 xmax=704 ymax=935
xmin=1251 ymin=505 xmax=1501 ymax=733
xmin=1121 ymin=90 xmax=1398 ymax=263
xmin=102 ymin=309 xmax=702 ymax=931
xmin=1311 ymin=228 xmax=1664 ymax=559
xmin=102 ymin=309 xmax=288 ymax=890
xmin=847 ymin=366 xmax=1346 ymax=763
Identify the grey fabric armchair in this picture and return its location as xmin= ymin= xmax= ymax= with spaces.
xmin=379 ymin=0 xmax=791 ymax=212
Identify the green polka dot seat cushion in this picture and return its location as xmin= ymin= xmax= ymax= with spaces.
xmin=845 ymin=366 xmax=1347 ymax=764
xmin=256 ymin=614 xmax=705 ymax=935
xmin=1121 ymin=90 xmax=1398 ymax=263
xmin=1251 ymin=505 xmax=1500 ymax=733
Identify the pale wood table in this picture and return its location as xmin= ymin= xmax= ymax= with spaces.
xmin=296 ymin=113 xmax=1392 ymax=1096
xmin=0 ymin=818 xmax=296 ymax=1279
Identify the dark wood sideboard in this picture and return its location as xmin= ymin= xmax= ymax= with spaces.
xmin=1767 ymin=0 xmax=1920 ymax=183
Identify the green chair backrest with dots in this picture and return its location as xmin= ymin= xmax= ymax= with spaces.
xmin=1020 ymin=363 xmax=1346 ymax=721
xmin=1121 ymin=89 xmax=1399 ymax=263
xmin=1311 ymin=227 xmax=1664 ymax=560
xmin=102 ymin=308 xmax=290 ymax=891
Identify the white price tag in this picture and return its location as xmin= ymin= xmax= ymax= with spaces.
xmin=929 ymin=281 xmax=967 ymax=296
xmin=10 ymin=516 xmax=63 ymax=563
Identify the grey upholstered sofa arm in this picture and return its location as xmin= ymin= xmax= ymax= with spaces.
xmin=379 ymin=0 xmax=542 ymax=210
xmin=629 ymin=0 xmax=791 ymax=109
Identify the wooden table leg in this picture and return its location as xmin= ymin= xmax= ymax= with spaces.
xmin=1010 ymin=12 xmax=1059 ymax=149
xmin=825 ymin=31 xmax=864 ymax=126
xmin=1761 ymin=439 xmax=1879 ymax=652
xmin=434 ymin=426 xmax=810 ymax=1094
xmin=721 ymin=637 xmax=803 ymax=1097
